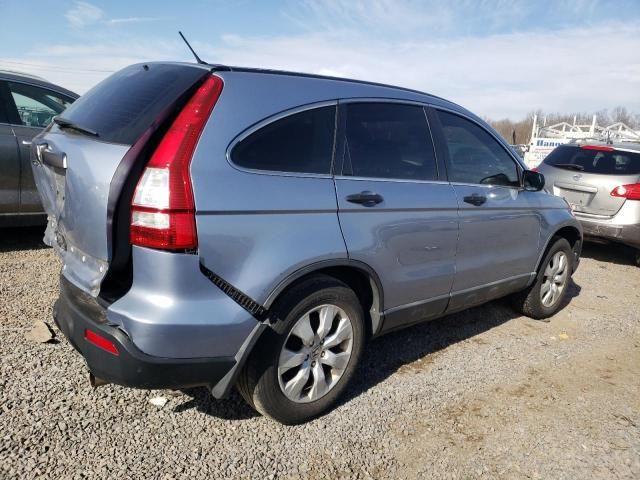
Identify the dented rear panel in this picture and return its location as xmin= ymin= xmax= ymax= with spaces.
xmin=31 ymin=62 xmax=209 ymax=296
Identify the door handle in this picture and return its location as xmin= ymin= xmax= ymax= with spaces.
xmin=463 ymin=193 xmax=487 ymax=206
xmin=346 ymin=191 xmax=384 ymax=206
xmin=21 ymin=140 xmax=32 ymax=146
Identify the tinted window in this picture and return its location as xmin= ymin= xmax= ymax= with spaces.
xmin=232 ymin=106 xmax=336 ymax=174
xmin=544 ymin=145 xmax=640 ymax=175
xmin=437 ymin=110 xmax=519 ymax=187
xmin=7 ymin=82 xmax=73 ymax=128
xmin=60 ymin=64 xmax=206 ymax=144
xmin=0 ymin=85 xmax=8 ymax=124
xmin=343 ymin=103 xmax=437 ymax=181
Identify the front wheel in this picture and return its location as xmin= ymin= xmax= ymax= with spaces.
xmin=237 ymin=275 xmax=365 ymax=425
xmin=511 ymin=237 xmax=573 ymax=320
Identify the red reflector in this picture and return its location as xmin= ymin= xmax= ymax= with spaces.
xmin=84 ymin=329 xmax=119 ymax=356
xmin=611 ymin=183 xmax=640 ymax=200
xmin=130 ymin=74 xmax=224 ymax=250
xmin=581 ymin=145 xmax=614 ymax=152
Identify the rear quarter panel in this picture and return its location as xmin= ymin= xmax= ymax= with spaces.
xmin=194 ymin=173 xmax=346 ymax=303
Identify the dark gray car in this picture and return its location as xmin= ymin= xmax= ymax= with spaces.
xmin=32 ymin=62 xmax=582 ymax=424
xmin=537 ymin=142 xmax=640 ymax=263
xmin=0 ymin=71 xmax=77 ymax=226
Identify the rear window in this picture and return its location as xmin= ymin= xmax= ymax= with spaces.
xmin=59 ymin=64 xmax=207 ymax=145
xmin=544 ymin=145 xmax=640 ymax=175
xmin=231 ymin=106 xmax=336 ymax=174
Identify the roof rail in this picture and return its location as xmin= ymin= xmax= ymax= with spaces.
xmin=210 ymin=65 xmax=448 ymax=104
xmin=0 ymin=69 xmax=48 ymax=82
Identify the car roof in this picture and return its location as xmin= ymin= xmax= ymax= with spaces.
xmin=221 ymin=65 xmax=447 ymax=101
xmin=0 ymin=69 xmax=48 ymax=82
xmin=139 ymin=61 xmax=477 ymax=121
xmin=0 ymin=70 xmax=79 ymax=99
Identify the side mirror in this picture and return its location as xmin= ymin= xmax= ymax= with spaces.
xmin=522 ymin=170 xmax=545 ymax=191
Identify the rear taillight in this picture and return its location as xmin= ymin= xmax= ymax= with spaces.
xmin=531 ymin=167 xmax=539 ymax=172
xmin=130 ymin=75 xmax=223 ymax=250
xmin=611 ymin=184 xmax=640 ymax=201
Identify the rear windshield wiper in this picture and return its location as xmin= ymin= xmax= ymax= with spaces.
xmin=552 ymin=163 xmax=584 ymax=171
xmin=53 ymin=116 xmax=99 ymax=138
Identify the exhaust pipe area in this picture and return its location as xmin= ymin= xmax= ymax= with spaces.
xmin=89 ymin=372 xmax=110 ymax=388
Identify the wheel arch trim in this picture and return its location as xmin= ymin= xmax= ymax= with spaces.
xmin=263 ymin=259 xmax=386 ymax=335
xmin=534 ymin=223 xmax=583 ymax=275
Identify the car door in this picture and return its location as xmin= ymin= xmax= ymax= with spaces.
xmin=5 ymin=81 xmax=73 ymax=212
xmin=334 ymin=101 xmax=459 ymax=332
xmin=0 ymin=81 xmax=20 ymax=215
xmin=428 ymin=108 xmax=541 ymax=312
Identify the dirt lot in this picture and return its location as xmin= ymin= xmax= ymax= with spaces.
xmin=1 ymin=227 xmax=639 ymax=479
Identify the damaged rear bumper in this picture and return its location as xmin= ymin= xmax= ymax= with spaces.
xmin=53 ymin=276 xmax=236 ymax=390
xmin=575 ymin=201 xmax=640 ymax=249
xmin=578 ymin=219 xmax=640 ymax=249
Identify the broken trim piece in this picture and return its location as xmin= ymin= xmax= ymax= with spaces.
xmin=199 ymin=262 xmax=267 ymax=320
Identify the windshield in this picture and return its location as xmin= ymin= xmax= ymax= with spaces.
xmin=544 ymin=145 xmax=640 ymax=175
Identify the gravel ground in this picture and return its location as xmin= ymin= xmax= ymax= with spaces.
xmin=1 ymin=227 xmax=639 ymax=479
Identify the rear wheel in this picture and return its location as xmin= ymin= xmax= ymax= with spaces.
xmin=237 ymin=275 xmax=365 ymax=424
xmin=511 ymin=237 xmax=573 ymax=320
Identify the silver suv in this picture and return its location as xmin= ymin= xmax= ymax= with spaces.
xmin=537 ymin=142 xmax=640 ymax=264
xmin=33 ymin=62 xmax=582 ymax=424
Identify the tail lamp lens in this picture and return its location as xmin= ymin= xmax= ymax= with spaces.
xmin=611 ymin=184 xmax=640 ymax=200
xmin=130 ymin=75 xmax=224 ymax=250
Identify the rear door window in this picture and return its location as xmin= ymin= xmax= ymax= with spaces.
xmin=59 ymin=63 xmax=207 ymax=145
xmin=342 ymin=102 xmax=437 ymax=181
xmin=7 ymin=82 xmax=73 ymax=128
xmin=544 ymin=145 xmax=640 ymax=175
xmin=231 ymin=105 xmax=336 ymax=174
xmin=436 ymin=110 xmax=519 ymax=187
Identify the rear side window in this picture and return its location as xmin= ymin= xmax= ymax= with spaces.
xmin=231 ymin=106 xmax=336 ymax=174
xmin=342 ymin=103 xmax=437 ymax=181
xmin=437 ymin=110 xmax=519 ymax=187
xmin=7 ymin=82 xmax=73 ymax=128
xmin=544 ymin=145 xmax=640 ymax=175
xmin=59 ymin=64 xmax=207 ymax=145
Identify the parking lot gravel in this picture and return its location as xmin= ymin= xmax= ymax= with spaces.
xmin=1 ymin=227 xmax=639 ymax=479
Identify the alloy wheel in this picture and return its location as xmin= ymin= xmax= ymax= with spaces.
xmin=540 ymin=251 xmax=569 ymax=307
xmin=277 ymin=304 xmax=354 ymax=403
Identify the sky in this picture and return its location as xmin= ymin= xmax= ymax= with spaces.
xmin=1 ymin=0 xmax=639 ymax=119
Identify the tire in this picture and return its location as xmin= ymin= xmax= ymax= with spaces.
xmin=511 ymin=237 xmax=573 ymax=320
xmin=237 ymin=275 xmax=365 ymax=425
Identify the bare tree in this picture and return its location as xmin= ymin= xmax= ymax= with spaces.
xmin=610 ymin=106 xmax=632 ymax=125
